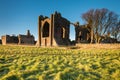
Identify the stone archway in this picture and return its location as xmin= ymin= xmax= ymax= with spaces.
xmin=42 ymin=22 xmax=49 ymax=37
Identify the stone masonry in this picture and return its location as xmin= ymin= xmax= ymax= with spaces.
xmin=37 ymin=11 xmax=70 ymax=46
xmin=1 ymin=30 xmax=35 ymax=45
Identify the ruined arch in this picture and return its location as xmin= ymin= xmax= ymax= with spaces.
xmin=37 ymin=12 xmax=71 ymax=46
xmin=42 ymin=22 xmax=49 ymax=37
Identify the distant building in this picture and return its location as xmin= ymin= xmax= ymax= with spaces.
xmin=1 ymin=30 xmax=35 ymax=45
xmin=1 ymin=35 xmax=18 ymax=45
xmin=18 ymin=30 xmax=34 ymax=45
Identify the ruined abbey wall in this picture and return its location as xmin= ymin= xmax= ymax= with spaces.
xmin=37 ymin=12 xmax=70 ymax=46
xmin=1 ymin=35 xmax=18 ymax=45
xmin=75 ymin=24 xmax=91 ymax=43
xmin=18 ymin=35 xmax=34 ymax=45
xmin=1 ymin=30 xmax=35 ymax=45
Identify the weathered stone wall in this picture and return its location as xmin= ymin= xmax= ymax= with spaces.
xmin=54 ymin=12 xmax=70 ymax=46
xmin=75 ymin=24 xmax=91 ymax=43
xmin=75 ymin=24 xmax=118 ymax=43
xmin=1 ymin=36 xmax=6 ymax=45
xmin=1 ymin=30 xmax=35 ymax=45
xmin=18 ymin=35 xmax=34 ymax=45
xmin=1 ymin=35 xmax=18 ymax=45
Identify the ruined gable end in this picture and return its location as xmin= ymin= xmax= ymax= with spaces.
xmin=37 ymin=12 xmax=70 ymax=46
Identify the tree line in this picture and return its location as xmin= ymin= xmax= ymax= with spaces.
xmin=82 ymin=8 xmax=120 ymax=43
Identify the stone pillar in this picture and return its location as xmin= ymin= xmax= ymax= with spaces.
xmin=67 ymin=24 xmax=70 ymax=39
xmin=75 ymin=27 xmax=78 ymax=43
xmin=50 ymin=14 xmax=54 ymax=46
xmin=38 ymin=16 xmax=42 ymax=46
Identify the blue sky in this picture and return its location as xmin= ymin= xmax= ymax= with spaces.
xmin=0 ymin=0 xmax=120 ymax=40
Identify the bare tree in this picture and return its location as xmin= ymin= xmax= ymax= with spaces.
xmin=82 ymin=9 xmax=95 ymax=43
xmin=111 ymin=20 xmax=120 ymax=41
xmin=82 ymin=8 xmax=119 ymax=43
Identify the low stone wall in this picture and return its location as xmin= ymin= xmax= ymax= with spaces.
xmin=76 ymin=43 xmax=120 ymax=49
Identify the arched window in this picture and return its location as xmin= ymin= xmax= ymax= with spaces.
xmin=42 ymin=22 xmax=49 ymax=37
xmin=61 ymin=27 xmax=65 ymax=38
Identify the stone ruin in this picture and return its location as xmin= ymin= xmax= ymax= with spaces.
xmin=36 ymin=12 xmax=94 ymax=46
xmin=71 ymin=22 xmax=91 ymax=43
xmin=1 ymin=30 xmax=35 ymax=45
xmin=1 ymin=35 xmax=18 ymax=45
xmin=1 ymin=12 xmax=118 ymax=46
xmin=36 ymin=11 xmax=70 ymax=46
xmin=18 ymin=30 xmax=35 ymax=45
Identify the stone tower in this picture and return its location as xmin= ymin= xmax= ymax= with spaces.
xmin=27 ymin=30 xmax=31 ymax=37
xmin=37 ymin=12 xmax=70 ymax=46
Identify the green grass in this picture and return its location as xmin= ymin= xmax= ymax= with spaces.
xmin=0 ymin=45 xmax=120 ymax=80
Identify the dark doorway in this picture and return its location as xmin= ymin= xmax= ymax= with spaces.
xmin=43 ymin=22 xmax=49 ymax=37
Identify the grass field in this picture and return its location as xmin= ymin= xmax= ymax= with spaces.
xmin=0 ymin=44 xmax=120 ymax=80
